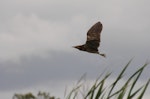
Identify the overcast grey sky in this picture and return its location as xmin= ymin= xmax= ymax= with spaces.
xmin=0 ymin=0 xmax=150 ymax=99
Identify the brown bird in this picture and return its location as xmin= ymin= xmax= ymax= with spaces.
xmin=73 ymin=21 xmax=106 ymax=57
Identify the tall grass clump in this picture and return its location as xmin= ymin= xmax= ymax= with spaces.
xmin=66 ymin=60 xmax=150 ymax=99
xmin=13 ymin=60 xmax=150 ymax=99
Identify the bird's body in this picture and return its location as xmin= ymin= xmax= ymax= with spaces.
xmin=73 ymin=21 xmax=105 ymax=57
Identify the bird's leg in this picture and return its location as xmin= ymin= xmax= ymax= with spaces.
xmin=99 ymin=53 xmax=106 ymax=57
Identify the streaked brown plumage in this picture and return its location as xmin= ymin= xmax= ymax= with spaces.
xmin=73 ymin=21 xmax=105 ymax=57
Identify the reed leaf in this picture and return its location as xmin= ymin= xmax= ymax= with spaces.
xmin=137 ymin=79 xmax=150 ymax=99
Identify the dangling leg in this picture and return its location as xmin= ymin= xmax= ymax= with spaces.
xmin=99 ymin=53 xmax=106 ymax=57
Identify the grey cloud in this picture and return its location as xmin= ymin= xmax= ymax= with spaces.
xmin=0 ymin=51 xmax=105 ymax=91
xmin=0 ymin=51 xmax=149 ymax=91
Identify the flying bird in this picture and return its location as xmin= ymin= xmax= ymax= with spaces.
xmin=73 ymin=21 xmax=106 ymax=57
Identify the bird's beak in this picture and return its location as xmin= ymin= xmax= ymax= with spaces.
xmin=72 ymin=46 xmax=75 ymax=48
xmin=73 ymin=46 xmax=79 ymax=49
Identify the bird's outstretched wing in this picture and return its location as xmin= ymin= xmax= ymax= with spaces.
xmin=85 ymin=22 xmax=103 ymax=50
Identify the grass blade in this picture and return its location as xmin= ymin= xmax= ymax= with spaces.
xmin=66 ymin=84 xmax=82 ymax=99
xmin=117 ymin=86 xmax=127 ymax=99
xmin=129 ymin=86 xmax=143 ymax=98
xmin=107 ymin=59 xmax=132 ymax=98
xmin=95 ymin=73 xmax=111 ymax=99
xmin=137 ymin=79 xmax=150 ymax=99
xmin=127 ymin=63 xmax=148 ymax=98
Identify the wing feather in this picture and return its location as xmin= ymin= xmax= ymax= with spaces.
xmin=86 ymin=22 xmax=103 ymax=49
